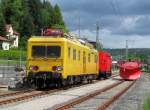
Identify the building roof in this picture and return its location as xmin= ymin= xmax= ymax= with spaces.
xmin=5 ymin=24 xmax=20 ymax=36
xmin=13 ymin=31 xmax=19 ymax=35
xmin=0 ymin=36 xmax=9 ymax=41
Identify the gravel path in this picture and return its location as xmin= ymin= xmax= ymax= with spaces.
xmin=108 ymin=73 xmax=150 ymax=110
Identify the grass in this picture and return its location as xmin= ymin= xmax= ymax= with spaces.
xmin=0 ymin=49 xmax=26 ymax=60
xmin=144 ymin=96 xmax=150 ymax=110
xmin=0 ymin=60 xmax=26 ymax=66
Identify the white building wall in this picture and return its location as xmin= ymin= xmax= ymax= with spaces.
xmin=8 ymin=26 xmax=13 ymax=36
xmin=6 ymin=25 xmax=19 ymax=48
xmin=10 ymin=35 xmax=18 ymax=48
xmin=2 ymin=42 xmax=10 ymax=50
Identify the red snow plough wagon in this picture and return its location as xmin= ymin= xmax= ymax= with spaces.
xmin=118 ymin=61 xmax=142 ymax=80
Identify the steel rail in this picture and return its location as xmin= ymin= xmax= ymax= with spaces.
xmin=97 ymin=80 xmax=136 ymax=110
xmin=0 ymin=89 xmax=34 ymax=98
xmin=0 ymin=89 xmax=58 ymax=106
xmin=0 ymin=73 xmax=119 ymax=106
xmin=53 ymin=81 xmax=124 ymax=110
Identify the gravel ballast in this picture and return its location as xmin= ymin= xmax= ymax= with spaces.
xmin=1 ymin=73 xmax=149 ymax=110
xmin=0 ymin=77 xmax=120 ymax=110
xmin=67 ymin=73 xmax=150 ymax=110
xmin=108 ymin=73 xmax=150 ymax=110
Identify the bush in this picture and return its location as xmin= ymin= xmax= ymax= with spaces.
xmin=0 ymin=49 xmax=26 ymax=60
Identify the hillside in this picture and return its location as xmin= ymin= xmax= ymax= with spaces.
xmin=104 ymin=48 xmax=150 ymax=63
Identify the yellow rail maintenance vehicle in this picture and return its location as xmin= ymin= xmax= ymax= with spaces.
xmin=26 ymin=29 xmax=98 ymax=88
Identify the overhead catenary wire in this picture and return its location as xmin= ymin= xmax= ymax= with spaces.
xmin=109 ymin=0 xmax=132 ymax=59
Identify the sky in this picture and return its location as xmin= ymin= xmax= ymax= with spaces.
xmin=50 ymin=0 xmax=150 ymax=48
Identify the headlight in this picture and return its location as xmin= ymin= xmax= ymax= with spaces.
xmin=29 ymin=65 xmax=39 ymax=71
xmin=52 ymin=66 xmax=62 ymax=71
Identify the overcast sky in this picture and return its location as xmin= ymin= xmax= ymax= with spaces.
xmin=50 ymin=0 xmax=150 ymax=48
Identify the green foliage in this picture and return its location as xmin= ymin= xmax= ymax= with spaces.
xmin=51 ymin=4 xmax=67 ymax=32
xmin=104 ymin=48 xmax=150 ymax=62
xmin=53 ymin=4 xmax=64 ymax=25
xmin=27 ymin=0 xmax=43 ymax=35
xmin=144 ymin=96 xmax=150 ymax=110
xmin=52 ymin=24 xmax=69 ymax=33
xmin=0 ymin=50 xmax=26 ymax=60
xmin=41 ymin=1 xmax=54 ymax=27
xmin=0 ymin=6 xmax=6 ymax=36
xmin=0 ymin=0 xmax=66 ymax=48
xmin=1 ymin=0 xmax=23 ymax=30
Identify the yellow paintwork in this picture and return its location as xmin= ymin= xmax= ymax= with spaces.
xmin=27 ymin=36 xmax=98 ymax=79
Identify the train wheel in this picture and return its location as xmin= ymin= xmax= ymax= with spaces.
xmin=36 ymin=78 xmax=44 ymax=89
xmin=26 ymin=78 xmax=37 ymax=89
xmin=62 ymin=79 xmax=68 ymax=87
xmin=56 ymin=79 xmax=63 ymax=88
xmin=68 ymin=76 xmax=74 ymax=85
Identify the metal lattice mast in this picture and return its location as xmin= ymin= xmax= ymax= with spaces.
xmin=126 ymin=40 xmax=128 ymax=60
xmin=78 ymin=15 xmax=80 ymax=38
xmin=96 ymin=21 xmax=100 ymax=50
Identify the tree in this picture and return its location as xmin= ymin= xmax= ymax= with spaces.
xmin=52 ymin=24 xmax=69 ymax=33
xmin=52 ymin=4 xmax=68 ymax=32
xmin=40 ymin=1 xmax=54 ymax=28
xmin=53 ymin=4 xmax=65 ymax=25
xmin=0 ymin=7 xmax=6 ymax=37
xmin=20 ymin=11 xmax=34 ymax=37
xmin=19 ymin=0 xmax=34 ymax=48
xmin=0 ymin=0 xmax=67 ymax=48
xmin=1 ymin=0 xmax=23 ymax=31
xmin=27 ymin=0 xmax=43 ymax=35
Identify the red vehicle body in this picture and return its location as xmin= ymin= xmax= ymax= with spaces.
xmin=98 ymin=51 xmax=112 ymax=78
xmin=118 ymin=61 xmax=141 ymax=80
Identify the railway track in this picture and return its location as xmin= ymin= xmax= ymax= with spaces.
xmin=144 ymin=72 xmax=150 ymax=81
xmin=97 ymin=81 xmax=135 ymax=110
xmin=0 ymin=89 xmax=59 ymax=106
xmin=0 ymin=74 xmax=119 ymax=107
xmin=0 ymin=89 xmax=34 ymax=98
xmin=53 ymin=80 xmax=135 ymax=110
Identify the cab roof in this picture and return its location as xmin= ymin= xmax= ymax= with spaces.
xmin=28 ymin=36 xmax=97 ymax=52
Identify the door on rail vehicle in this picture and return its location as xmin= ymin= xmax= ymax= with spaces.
xmin=83 ymin=52 xmax=86 ymax=73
